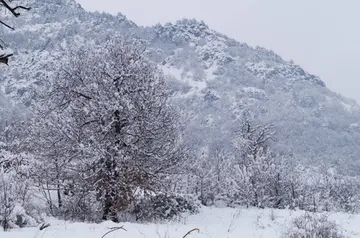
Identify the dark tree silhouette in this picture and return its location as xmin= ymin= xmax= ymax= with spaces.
xmin=0 ymin=0 xmax=31 ymax=65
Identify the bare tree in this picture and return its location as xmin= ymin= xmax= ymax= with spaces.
xmin=0 ymin=0 xmax=31 ymax=65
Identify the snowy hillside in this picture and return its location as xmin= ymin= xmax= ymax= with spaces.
xmin=1 ymin=0 xmax=360 ymax=175
xmin=4 ymin=0 xmax=360 ymax=236
xmin=2 ymin=0 xmax=360 ymax=173
xmin=1 ymin=207 xmax=359 ymax=238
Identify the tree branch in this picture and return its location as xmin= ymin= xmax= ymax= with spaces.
xmin=0 ymin=0 xmax=31 ymax=17
xmin=0 ymin=53 xmax=13 ymax=65
xmin=0 ymin=0 xmax=31 ymax=65
xmin=0 ymin=19 xmax=14 ymax=30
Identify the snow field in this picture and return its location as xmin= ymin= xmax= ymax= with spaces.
xmin=2 ymin=206 xmax=360 ymax=238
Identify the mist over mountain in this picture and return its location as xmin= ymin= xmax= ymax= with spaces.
xmin=1 ymin=0 xmax=360 ymax=174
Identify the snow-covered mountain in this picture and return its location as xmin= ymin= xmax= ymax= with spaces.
xmin=2 ymin=0 xmax=360 ymax=173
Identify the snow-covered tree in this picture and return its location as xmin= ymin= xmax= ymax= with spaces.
xmin=29 ymin=39 xmax=186 ymax=221
xmin=227 ymin=120 xmax=285 ymax=208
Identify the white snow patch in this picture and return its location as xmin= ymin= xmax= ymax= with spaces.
xmin=350 ymin=123 xmax=360 ymax=128
xmin=161 ymin=66 xmax=207 ymax=94
xmin=0 ymin=48 xmax=13 ymax=55
xmin=242 ymin=87 xmax=265 ymax=94
xmin=340 ymin=101 xmax=354 ymax=113
xmin=325 ymin=96 xmax=356 ymax=113
xmin=204 ymin=66 xmax=218 ymax=81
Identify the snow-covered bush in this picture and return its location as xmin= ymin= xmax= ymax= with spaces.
xmin=282 ymin=166 xmax=360 ymax=213
xmin=134 ymin=194 xmax=199 ymax=222
xmin=0 ymin=162 xmax=36 ymax=230
xmin=283 ymin=213 xmax=347 ymax=238
xmin=60 ymin=190 xmax=102 ymax=222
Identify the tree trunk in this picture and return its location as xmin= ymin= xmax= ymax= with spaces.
xmin=57 ymin=182 xmax=62 ymax=208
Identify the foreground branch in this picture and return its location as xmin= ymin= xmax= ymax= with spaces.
xmin=101 ymin=226 xmax=127 ymax=238
xmin=0 ymin=19 xmax=14 ymax=30
xmin=183 ymin=228 xmax=200 ymax=238
xmin=0 ymin=0 xmax=31 ymax=65
xmin=0 ymin=53 xmax=13 ymax=65
xmin=0 ymin=0 xmax=31 ymax=17
xmin=39 ymin=223 xmax=51 ymax=231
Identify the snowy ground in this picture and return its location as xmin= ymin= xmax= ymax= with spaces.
xmin=2 ymin=207 xmax=360 ymax=238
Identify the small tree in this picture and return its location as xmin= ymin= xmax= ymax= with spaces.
xmin=230 ymin=120 xmax=284 ymax=208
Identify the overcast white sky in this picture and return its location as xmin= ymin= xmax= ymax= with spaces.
xmin=76 ymin=0 xmax=360 ymax=103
